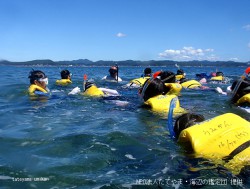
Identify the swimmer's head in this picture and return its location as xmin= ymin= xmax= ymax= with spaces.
xmin=144 ymin=67 xmax=152 ymax=77
xmin=61 ymin=70 xmax=72 ymax=79
xmin=174 ymin=113 xmax=205 ymax=138
xmin=85 ymin=81 xmax=95 ymax=91
xmin=109 ymin=66 xmax=118 ymax=77
xmin=153 ymin=71 xmax=176 ymax=83
xmin=28 ymin=70 xmax=47 ymax=84
xmin=177 ymin=69 xmax=184 ymax=75
xmin=140 ymin=78 xmax=170 ymax=101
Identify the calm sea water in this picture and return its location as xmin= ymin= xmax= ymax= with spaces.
xmin=0 ymin=65 xmax=249 ymax=189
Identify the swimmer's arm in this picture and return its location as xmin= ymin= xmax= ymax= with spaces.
xmin=34 ymin=91 xmax=50 ymax=97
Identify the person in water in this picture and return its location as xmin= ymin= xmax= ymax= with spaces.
xmin=172 ymin=112 xmax=250 ymax=175
xmin=230 ymin=67 xmax=250 ymax=105
xmin=28 ymin=70 xmax=50 ymax=97
xmin=175 ymin=69 xmax=186 ymax=81
xmin=216 ymin=67 xmax=250 ymax=106
xmin=138 ymin=78 xmax=185 ymax=114
xmin=102 ymin=66 xmax=122 ymax=82
xmin=55 ymin=69 xmax=72 ymax=86
xmin=152 ymin=70 xmax=183 ymax=95
xmin=153 ymin=70 xmax=176 ymax=83
xmin=139 ymin=77 xmax=169 ymax=102
xmin=125 ymin=67 xmax=152 ymax=88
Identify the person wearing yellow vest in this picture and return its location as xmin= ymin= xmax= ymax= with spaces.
xmin=55 ymin=70 xmax=72 ymax=86
xmin=102 ymin=65 xmax=122 ymax=82
xmin=125 ymin=67 xmax=152 ymax=88
xmin=173 ymin=112 xmax=250 ymax=175
xmin=153 ymin=70 xmax=183 ymax=96
xmin=175 ymin=69 xmax=186 ymax=81
xmin=138 ymin=77 xmax=186 ymax=114
xmin=28 ymin=70 xmax=50 ymax=97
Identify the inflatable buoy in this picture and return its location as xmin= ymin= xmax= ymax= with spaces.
xmin=181 ymin=80 xmax=201 ymax=89
xmin=145 ymin=94 xmax=186 ymax=114
xmin=178 ymin=113 xmax=250 ymax=175
xmin=84 ymin=85 xmax=104 ymax=97
xmin=28 ymin=84 xmax=48 ymax=96
xmin=55 ymin=79 xmax=72 ymax=86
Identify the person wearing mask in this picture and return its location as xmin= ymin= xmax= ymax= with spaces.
xmin=102 ymin=66 xmax=122 ymax=82
xmin=55 ymin=69 xmax=72 ymax=86
xmin=28 ymin=70 xmax=50 ymax=98
xmin=170 ymin=112 xmax=250 ymax=176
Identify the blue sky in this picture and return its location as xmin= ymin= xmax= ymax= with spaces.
xmin=0 ymin=0 xmax=250 ymax=62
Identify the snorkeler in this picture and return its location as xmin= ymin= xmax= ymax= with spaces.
xmin=169 ymin=111 xmax=250 ymax=175
xmin=28 ymin=70 xmax=50 ymax=97
xmin=153 ymin=70 xmax=182 ymax=95
xmin=215 ymin=67 xmax=250 ymax=107
xmin=124 ymin=67 xmax=152 ymax=88
xmin=102 ymin=65 xmax=122 ymax=82
xmin=55 ymin=69 xmax=72 ymax=86
xmin=138 ymin=77 xmax=186 ymax=114
xmin=175 ymin=69 xmax=186 ymax=81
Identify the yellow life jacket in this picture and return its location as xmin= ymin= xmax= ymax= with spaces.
xmin=84 ymin=85 xmax=104 ymax=97
xmin=236 ymin=93 xmax=250 ymax=106
xmin=178 ymin=113 xmax=250 ymax=174
xmin=55 ymin=79 xmax=72 ymax=86
xmin=129 ymin=77 xmax=151 ymax=87
xmin=210 ymin=76 xmax=224 ymax=81
xmin=176 ymin=74 xmax=185 ymax=81
xmin=145 ymin=94 xmax=186 ymax=114
xmin=181 ymin=80 xmax=201 ymax=89
xmin=28 ymin=84 xmax=48 ymax=96
xmin=165 ymin=83 xmax=182 ymax=95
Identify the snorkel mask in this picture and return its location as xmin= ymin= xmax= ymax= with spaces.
xmin=38 ymin=77 xmax=49 ymax=85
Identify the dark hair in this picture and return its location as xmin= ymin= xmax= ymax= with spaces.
xmin=28 ymin=70 xmax=46 ymax=84
xmin=177 ymin=69 xmax=184 ymax=75
xmin=144 ymin=67 xmax=152 ymax=76
xmin=231 ymin=79 xmax=250 ymax=104
xmin=61 ymin=70 xmax=71 ymax=79
xmin=179 ymin=78 xmax=189 ymax=84
xmin=216 ymin=71 xmax=224 ymax=77
xmin=174 ymin=113 xmax=205 ymax=138
xmin=159 ymin=71 xmax=176 ymax=83
xmin=141 ymin=78 xmax=170 ymax=101
xmin=85 ymin=81 xmax=95 ymax=91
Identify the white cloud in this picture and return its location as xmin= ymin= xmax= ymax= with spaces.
xmin=116 ymin=32 xmax=126 ymax=37
xmin=158 ymin=46 xmax=216 ymax=61
xmin=229 ymin=58 xmax=239 ymax=61
xmin=243 ymin=24 xmax=250 ymax=31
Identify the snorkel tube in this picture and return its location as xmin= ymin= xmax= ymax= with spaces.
xmin=167 ymin=97 xmax=177 ymax=139
xmin=115 ymin=63 xmax=119 ymax=83
xmin=83 ymin=74 xmax=87 ymax=91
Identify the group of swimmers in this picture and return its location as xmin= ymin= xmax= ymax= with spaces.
xmin=28 ymin=65 xmax=250 ymax=177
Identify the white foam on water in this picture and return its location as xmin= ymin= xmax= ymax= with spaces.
xmin=125 ymin=154 xmax=136 ymax=160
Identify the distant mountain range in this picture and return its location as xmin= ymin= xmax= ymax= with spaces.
xmin=0 ymin=59 xmax=249 ymax=67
